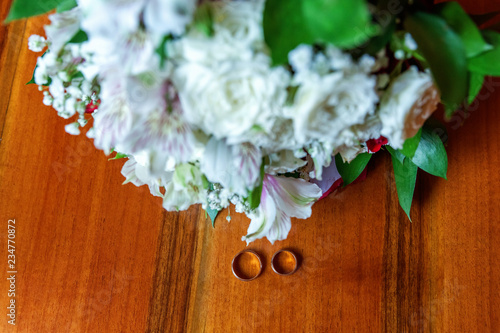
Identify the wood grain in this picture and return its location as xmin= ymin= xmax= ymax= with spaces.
xmin=1 ymin=1 xmax=499 ymax=332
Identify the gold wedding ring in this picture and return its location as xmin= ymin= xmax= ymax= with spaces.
xmin=231 ymin=250 xmax=263 ymax=281
xmin=271 ymin=249 xmax=298 ymax=276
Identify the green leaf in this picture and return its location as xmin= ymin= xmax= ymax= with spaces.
xmin=56 ymin=0 xmax=77 ymax=12
xmin=67 ymin=30 xmax=88 ymax=44
xmin=362 ymin=19 xmax=396 ymax=56
xmin=391 ymin=154 xmax=418 ymax=221
xmin=108 ymin=152 xmax=128 ymax=160
xmin=263 ymin=0 xmax=314 ymax=65
xmin=482 ymin=30 xmax=500 ymax=46
xmin=437 ymin=2 xmax=493 ymax=58
xmin=155 ymin=35 xmax=172 ymax=69
xmin=386 ymin=146 xmax=406 ymax=165
xmin=424 ymin=118 xmax=448 ymax=144
xmin=302 ymin=0 xmax=377 ymax=49
xmin=400 ymin=129 xmax=422 ymax=159
xmin=263 ymin=0 xmax=376 ymax=65
xmin=192 ymin=2 xmax=214 ymax=37
xmin=205 ymin=207 xmax=220 ymax=228
xmin=411 ymin=126 xmax=448 ymax=179
xmin=335 ymin=153 xmax=371 ymax=186
xmin=468 ymin=72 xmax=484 ymax=105
xmin=26 ymin=72 xmax=36 ymax=85
xmin=468 ymin=30 xmax=500 ymax=76
xmin=405 ymin=11 xmax=468 ymax=116
xmin=248 ymin=161 xmax=265 ymax=209
xmin=5 ymin=0 xmax=65 ymax=22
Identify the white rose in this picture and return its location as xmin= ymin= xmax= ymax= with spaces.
xmin=379 ymin=67 xmax=440 ymax=149
xmin=168 ymin=0 xmax=264 ymax=65
xmin=173 ymin=55 xmax=290 ymax=140
xmin=211 ymin=0 xmax=265 ymax=52
xmin=286 ymin=71 xmax=378 ymax=145
xmin=288 ymin=44 xmax=314 ymax=73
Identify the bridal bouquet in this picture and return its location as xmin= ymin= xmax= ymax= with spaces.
xmin=7 ymin=0 xmax=500 ymax=243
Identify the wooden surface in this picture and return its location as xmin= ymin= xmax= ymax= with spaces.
xmin=1 ymin=1 xmax=500 ymax=332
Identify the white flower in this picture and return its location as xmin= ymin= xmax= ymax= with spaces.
xmin=111 ymin=72 xmax=198 ymax=168
xmin=211 ymin=0 xmax=265 ymax=52
xmin=92 ymin=75 xmax=134 ymax=154
xmin=404 ymin=33 xmax=418 ymax=51
xmin=86 ymin=127 xmax=95 ymax=139
xmin=79 ymin=0 xmax=143 ymax=37
xmin=266 ymin=150 xmax=306 ymax=174
xmin=173 ymin=55 xmax=290 ymax=140
xmin=34 ymin=63 xmax=49 ymax=85
xmin=82 ymin=27 xmax=157 ymax=75
xmin=237 ymin=117 xmax=302 ymax=153
xmin=163 ymin=163 xmax=207 ymax=211
xmin=28 ymin=35 xmax=47 ymax=52
xmin=79 ymin=0 xmax=157 ymax=75
xmin=168 ymin=0 xmax=265 ymax=65
xmin=44 ymin=8 xmax=81 ymax=54
xmin=286 ymin=71 xmax=378 ymax=145
xmin=64 ymin=122 xmax=81 ymax=135
xmin=242 ymin=175 xmax=322 ymax=244
xmin=326 ymin=46 xmax=355 ymax=72
xmin=42 ymin=92 xmax=54 ymax=106
xmin=124 ymin=71 xmax=171 ymax=114
xmin=288 ymin=44 xmax=314 ymax=73
xmin=144 ymin=0 xmax=196 ymax=40
xmin=122 ymin=106 xmax=197 ymax=166
xmin=335 ymin=145 xmax=365 ymax=163
xmin=121 ymin=155 xmax=168 ymax=198
xmin=306 ymin=141 xmax=334 ymax=180
xmin=201 ymin=137 xmax=261 ymax=196
xmin=379 ymin=67 xmax=439 ymax=148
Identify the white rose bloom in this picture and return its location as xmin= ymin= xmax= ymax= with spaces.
xmin=168 ymin=0 xmax=265 ymax=65
xmin=286 ymin=70 xmax=378 ymax=145
xmin=288 ymin=44 xmax=314 ymax=73
xmin=173 ymin=55 xmax=290 ymax=140
xmin=211 ymin=0 xmax=265 ymax=52
xmin=379 ymin=67 xmax=439 ymax=149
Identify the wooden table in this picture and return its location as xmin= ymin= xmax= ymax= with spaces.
xmin=1 ymin=1 xmax=500 ymax=332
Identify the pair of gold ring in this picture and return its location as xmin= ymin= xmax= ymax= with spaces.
xmin=231 ymin=249 xmax=298 ymax=281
